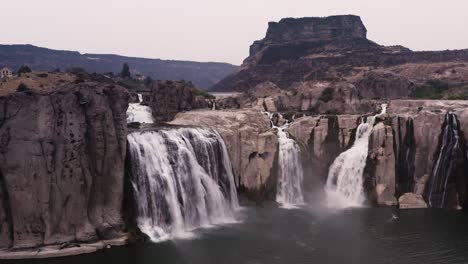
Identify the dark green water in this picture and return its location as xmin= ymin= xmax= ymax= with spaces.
xmin=6 ymin=207 xmax=468 ymax=264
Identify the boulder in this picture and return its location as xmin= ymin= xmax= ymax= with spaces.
xmin=398 ymin=193 xmax=428 ymax=209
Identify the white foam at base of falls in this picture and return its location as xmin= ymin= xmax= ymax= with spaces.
xmin=127 ymin=127 xmax=239 ymax=242
xmin=325 ymin=104 xmax=387 ymax=208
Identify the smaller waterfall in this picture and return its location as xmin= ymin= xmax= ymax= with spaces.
xmin=127 ymin=94 xmax=154 ymax=124
xmin=325 ymin=104 xmax=387 ymax=208
xmin=262 ymin=112 xmax=304 ymax=208
xmin=427 ymin=112 xmax=466 ymax=208
xmin=127 ymin=127 xmax=239 ymax=242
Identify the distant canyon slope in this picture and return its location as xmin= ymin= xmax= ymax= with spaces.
xmin=0 ymin=44 xmax=238 ymax=89
xmin=212 ymin=15 xmax=468 ymax=101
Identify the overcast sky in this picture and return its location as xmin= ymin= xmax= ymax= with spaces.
xmin=2 ymin=0 xmax=467 ymax=65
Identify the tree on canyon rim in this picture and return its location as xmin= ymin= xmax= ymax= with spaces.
xmin=120 ymin=63 xmax=131 ymax=79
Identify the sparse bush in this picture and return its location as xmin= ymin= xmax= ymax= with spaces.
xmin=144 ymin=76 xmax=153 ymax=86
xmin=17 ymin=83 xmax=30 ymax=92
xmin=66 ymin=67 xmax=87 ymax=74
xmin=17 ymin=65 xmax=32 ymax=74
xmin=37 ymin=73 xmax=48 ymax=78
xmin=319 ymin=87 xmax=334 ymax=102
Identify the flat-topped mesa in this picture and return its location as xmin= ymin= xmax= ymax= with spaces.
xmin=244 ymin=15 xmax=377 ymax=67
xmin=213 ymin=14 xmax=468 ymax=93
xmin=250 ymin=15 xmax=367 ymax=56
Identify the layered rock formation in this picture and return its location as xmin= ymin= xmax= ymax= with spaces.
xmin=0 ymin=81 xmax=129 ymax=251
xmin=212 ymin=15 xmax=468 ymax=113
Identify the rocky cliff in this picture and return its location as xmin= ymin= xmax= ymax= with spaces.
xmin=0 ymin=80 xmax=129 ymax=253
xmin=212 ymin=15 xmax=468 ymax=104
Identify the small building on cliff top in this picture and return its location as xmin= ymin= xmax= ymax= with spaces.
xmin=0 ymin=66 xmax=13 ymax=79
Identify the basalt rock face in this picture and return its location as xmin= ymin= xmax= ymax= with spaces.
xmin=0 ymin=83 xmax=129 ymax=249
xmin=364 ymin=122 xmax=397 ymax=206
xmin=288 ymin=115 xmax=360 ymax=197
xmin=373 ymin=100 xmax=468 ymax=209
xmin=145 ymin=80 xmax=212 ymax=122
xmin=170 ymin=110 xmax=279 ymax=201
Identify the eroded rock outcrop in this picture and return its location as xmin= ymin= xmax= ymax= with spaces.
xmin=145 ymin=80 xmax=213 ymax=122
xmin=398 ymin=193 xmax=428 ymax=209
xmin=0 ymin=82 xmax=129 ymax=250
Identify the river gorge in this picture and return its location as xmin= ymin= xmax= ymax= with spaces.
xmin=1 ymin=14 xmax=468 ymax=264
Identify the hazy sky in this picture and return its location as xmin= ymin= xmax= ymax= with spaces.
xmin=2 ymin=0 xmax=468 ymax=65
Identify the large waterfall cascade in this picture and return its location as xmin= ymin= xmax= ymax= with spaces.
xmin=127 ymin=127 xmax=239 ymax=242
xmin=325 ymin=104 xmax=387 ymax=208
xmin=262 ymin=111 xmax=305 ymax=208
xmin=427 ymin=112 xmax=465 ymax=208
xmin=127 ymin=94 xmax=154 ymax=124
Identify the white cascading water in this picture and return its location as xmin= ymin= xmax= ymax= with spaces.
xmin=262 ymin=112 xmax=305 ymax=208
xmin=127 ymin=127 xmax=239 ymax=242
xmin=127 ymin=94 xmax=154 ymax=123
xmin=325 ymin=104 xmax=387 ymax=208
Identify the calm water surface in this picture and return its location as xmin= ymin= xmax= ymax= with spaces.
xmin=7 ymin=207 xmax=468 ymax=264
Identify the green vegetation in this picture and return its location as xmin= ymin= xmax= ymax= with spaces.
xmin=66 ymin=67 xmax=87 ymax=74
xmin=409 ymin=80 xmax=450 ymax=99
xmin=120 ymin=63 xmax=131 ymax=79
xmin=17 ymin=65 xmax=32 ymax=74
xmin=319 ymin=87 xmax=334 ymax=102
xmin=118 ymin=78 xmax=152 ymax=91
xmin=17 ymin=83 xmax=30 ymax=92
xmin=37 ymin=73 xmax=48 ymax=78
xmin=192 ymin=88 xmax=215 ymax=99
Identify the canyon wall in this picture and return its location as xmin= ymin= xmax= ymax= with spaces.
xmin=0 ymin=82 xmax=129 ymax=250
xmin=171 ymin=99 xmax=468 ymax=210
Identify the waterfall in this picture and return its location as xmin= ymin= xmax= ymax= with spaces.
xmin=325 ymin=104 xmax=387 ymax=208
xmin=127 ymin=94 xmax=154 ymax=124
xmin=262 ymin=112 xmax=304 ymax=208
xmin=276 ymin=124 xmax=305 ymax=208
xmin=127 ymin=127 xmax=239 ymax=242
xmin=427 ymin=112 xmax=466 ymax=208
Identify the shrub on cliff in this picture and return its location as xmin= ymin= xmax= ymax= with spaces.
xmin=37 ymin=73 xmax=48 ymax=78
xmin=409 ymin=80 xmax=450 ymax=99
xmin=16 ymin=83 xmax=30 ymax=92
xmin=192 ymin=88 xmax=215 ymax=99
xmin=17 ymin=65 xmax=32 ymax=74
xmin=319 ymin=87 xmax=334 ymax=102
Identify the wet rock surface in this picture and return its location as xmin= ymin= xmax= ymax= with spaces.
xmin=170 ymin=110 xmax=278 ymax=201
